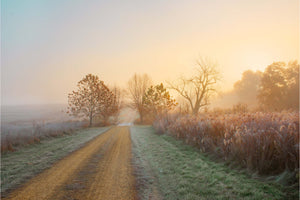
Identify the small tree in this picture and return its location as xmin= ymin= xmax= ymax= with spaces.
xmin=169 ymin=58 xmax=220 ymax=115
xmin=67 ymin=74 xmax=113 ymax=126
xmin=99 ymin=86 xmax=122 ymax=125
xmin=143 ymin=83 xmax=177 ymax=120
xmin=127 ymin=73 xmax=152 ymax=123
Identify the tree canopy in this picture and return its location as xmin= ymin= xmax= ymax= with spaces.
xmin=143 ymin=83 xmax=177 ymax=120
xmin=258 ymin=61 xmax=299 ymax=111
xmin=233 ymin=70 xmax=262 ymax=105
xmin=67 ymin=74 xmax=119 ymax=126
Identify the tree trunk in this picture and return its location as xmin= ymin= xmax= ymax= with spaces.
xmin=192 ymin=109 xmax=197 ymax=115
xmin=89 ymin=112 xmax=93 ymax=127
xmin=192 ymin=106 xmax=200 ymax=115
xmin=140 ymin=112 xmax=144 ymax=124
xmin=103 ymin=115 xmax=109 ymax=126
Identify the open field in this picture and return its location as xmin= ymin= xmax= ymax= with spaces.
xmin=1 ymin=104 xmax=85 ymax=152
xmin=2 ymin=125 xmax=297 ymax=199
xmin=1 ymin=127 xmax=110 ymax=196
xmin=131 ymin=126 xmax=287 ymax=200
xmin=2 ymin=1 xmax=298 ymax=199
xmin=1 ymin=104 xmax=70 ymax=124
xmin=2 ymin=126 xmax=136 ymax=200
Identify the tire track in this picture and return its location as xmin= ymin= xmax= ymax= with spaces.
xmin=83 ymin=126 xmax=136 ymax=200
xmin=4 ymin=126 xmax=137 ymax=200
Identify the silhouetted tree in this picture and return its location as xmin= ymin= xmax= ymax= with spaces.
xmin=97 ymin=88 xmax=117 ymax=125
xmin=233 ymin=70 xmax=262 ymax=105
xmin=258 ymin=61 xmax=299 ymax=110
xmin=100 ymin=86 xmax=123 ymax=125
xmin=143 ymin=83 xmax=177 ymax=120
xmin=285 ymin=60 xmax=299 ymax=110
xmin=127 ymin=73 xmax=152 ymax=123
xmin=169 ymin=58 xmax=220 ymax=115
xmin=67 ymin=74 xmax=116 ymax=126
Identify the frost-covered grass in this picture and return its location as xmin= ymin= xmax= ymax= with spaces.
xmin=1 ymin=127 xmax=110 ymax=195
xmin=1 ymin=121 xmax=85 ymax=152
xmin=154 ymin=112 xmax=299 ymax=175
xmin=131 ymin=126 xmax=287 ymax=200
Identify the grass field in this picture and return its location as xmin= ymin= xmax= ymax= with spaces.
xmin=131 ymin=126 xmax=287 ymax=200
xmin=154 ymin=112 xmax=299 ymax=176
xmin=1 ymin=127 xmax=110 ymax=195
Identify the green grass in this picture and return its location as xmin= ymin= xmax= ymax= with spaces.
xmin=1 ymin=127 xmax=110 ymax=194
xmin=131 ymin=126 xmax=287 ymax=200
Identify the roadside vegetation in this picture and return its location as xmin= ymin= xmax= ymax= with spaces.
xmin=2 ymin=58 xmax=298 ymax=198
xmin=153 ymin=112 xmax=299 ymax=198
xmin=131 ymin=126 xmax=286 ymax=200
xmin=154 ymin=112 xmax=299 ymax=176
xmin=1 ymin=127 xmax=109 ymax=195
xmin=1 ymin=121 xmax=85 ymax=153
xmin=127 ymin=59 xmax=298 ymax=198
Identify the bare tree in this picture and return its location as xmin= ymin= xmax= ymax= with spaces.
xmin=169 ymin=58 xmax=220 ymax=115
xmin=127 ymin=73 xmax=152 ymax=123
xmin=106 ymin=86 xmax=124 ymax=124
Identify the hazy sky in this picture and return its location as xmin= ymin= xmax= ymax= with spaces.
xmin=1 ymin=0 xmax=299 ymax=105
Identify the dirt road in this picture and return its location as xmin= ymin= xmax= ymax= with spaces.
xmin=4 ymin=126 xmax=137 ymax=200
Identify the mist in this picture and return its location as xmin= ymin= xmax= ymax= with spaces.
xmin=2 ymin=0 xmax=299 ymax=106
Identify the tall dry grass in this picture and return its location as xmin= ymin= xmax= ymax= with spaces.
xmin=1 ymin=121 xmax=86 ymax=153
xmin=153 ymin=112 xmax=299 ymax=176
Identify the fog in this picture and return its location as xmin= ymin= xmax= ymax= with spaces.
xmin=2 ymin=0 xmax=299 ymax=106
xmin=210 ymin=70 xmax=262 ymax=109
xmin=1 ymin=104 xmax=70 ymax=124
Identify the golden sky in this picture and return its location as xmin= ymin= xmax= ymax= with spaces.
xmin=2 ymin=0 xmax=299 ymax=105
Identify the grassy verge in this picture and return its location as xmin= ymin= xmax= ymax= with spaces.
xmin=131 ymin=126 xmax=287 ymax=200
xmin=1 ymin=127 xmax=110 ymax=195
xmin=1 ymin=121 xmax=85 ymax=152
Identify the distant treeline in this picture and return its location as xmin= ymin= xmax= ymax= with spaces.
xmin=215 ymin=60 xmax=299 ymax=112
xmin=67 ymin=59 xmax=299 ymax=125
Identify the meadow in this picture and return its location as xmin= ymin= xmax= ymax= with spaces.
xmin=2 ymin=1 xmax=298 ymax=199
xmin=131 ymin=126 xmax=287 ymax=200
xmin=153 ymin=112 xmax=299 ymax=188
xmin=1 ymin=104 xmax=85 ymax=152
